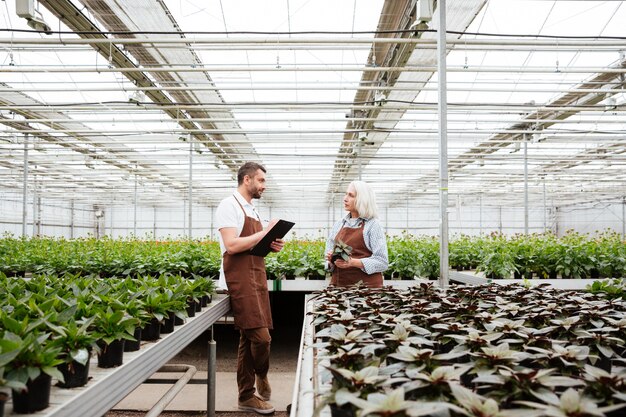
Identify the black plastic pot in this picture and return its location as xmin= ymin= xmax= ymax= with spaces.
xmin=174 ymin=315 xmax=185 ymax=326
xmin=194 ymin=299 xmax=202 ymax=312
xmin=124 ymin=327 xmax=142 ymax=352
xmin=97 ymin=339 xmax=125 ymax=368
xmin=160 ymin=312 xmax=175 ymax=334
xmin=57 ymin=356 xmax=91 ymax=388
xmin=330 ymin=403 xmax=355 ymax=417
xmin=11 ymin=373 xmax=52 ymax=414
xmin=0 ymin=392 xmax=8 ymax=417
xmin=142 ymin=318 xmax=161 ymax=341
xmin=200 ymin=295 xmax=208 ymax=307
xmin=186 ymin=301 xmax=196 ymax=318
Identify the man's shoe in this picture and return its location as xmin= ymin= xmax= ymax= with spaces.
xmin=256 ymin=375 xmax=272 ymax=401
xmin=238 ymin=396 xmax=275 ymax=415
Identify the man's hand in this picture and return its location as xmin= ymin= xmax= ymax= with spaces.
xmin=325 ymin=250 xmax=333 ymax=263
xmin=270 ymin=238 xmax=285 ymax=252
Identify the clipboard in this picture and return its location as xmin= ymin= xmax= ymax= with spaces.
xmin=250 ymin=219 xmax=295 ymax=257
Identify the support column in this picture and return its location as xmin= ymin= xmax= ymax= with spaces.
xmin=133 ymin=170 xmax=138 ymax=236
xmin=437 ymin=0 xmax=449 ymax=288
xmin=210 ymin=206 xmax=214 ymax=240
xmin=622 ymin=197 xmax=625 ymax=239
xmin=479 ymin=194 xmax=483 ymax=235
xmin=22 ymin=133 xmax=29 ymax=237
xmin=188 ymin=134 xmax=193 ymax=240
xmin=70 ymin=200 xmax=75 ymax=239
xmin=153 ymin=206 xmax=157 ymax=238
xmin=523 ymin=136 xmax=528 ymax=234
xmin=357 ymin=137 xmax=362 ymax=181
xmin=543 ymin=177 xmax=547 ymax=233
xmin=206 ymin=326 xmax=216 ymax=417
xmin=36 ymin=195 xmax=41 ymax=236
xmin=32 ymin=176 xmax=37 ymax=236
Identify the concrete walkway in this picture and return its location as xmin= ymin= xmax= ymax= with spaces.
xmin=112 ymin=371 xmax=295 ymax=412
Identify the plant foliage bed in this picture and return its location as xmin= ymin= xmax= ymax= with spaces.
xmin=0 ymin=231 xmax=624 ymax=281
xmin=307 ymin=283 xmax=626 ymax=417
xmin=0 ymin=273 xmax=215 ymax=414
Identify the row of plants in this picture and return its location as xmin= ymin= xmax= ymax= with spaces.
xmin=0 ymin=272 xmax=214 ymax=414
xmin=0 ymin=235 xmax=222 ymax=278
xmin=309 ymin=283 xmax=626 ymax=417
xmin=1 ymin=230 xmax=625 ymax=280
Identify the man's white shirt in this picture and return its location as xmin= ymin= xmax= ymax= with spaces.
xmin=215 ymin=191 xmax=262 ymax=289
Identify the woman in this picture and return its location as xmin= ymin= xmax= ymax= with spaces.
xmin=325 ymin=181 xmax=388 ymax=288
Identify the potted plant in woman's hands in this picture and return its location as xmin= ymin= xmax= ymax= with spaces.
xmin=93 ymin=307 xmax=138 ymax=368
xmin=0 ymin=331 xmax=64 ymax=414
xmin=48 ymin=317 xmax=97 ymax=388
xmin=331 ymin=240 xmax=353 ymax=264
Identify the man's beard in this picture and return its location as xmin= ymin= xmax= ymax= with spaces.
xmin=251 ymin=186 xmax=263 ymax=199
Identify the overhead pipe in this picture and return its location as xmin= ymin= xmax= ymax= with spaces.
xmin=3 ymin=65 xmax=626 ymax=74
xmin=2 ymin=36 xmax=626 ymax=47
xmin=1 ymin=103 xmax=621 ymax=112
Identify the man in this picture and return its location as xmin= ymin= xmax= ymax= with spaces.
xmin=215 ymin=162 xmax=284 ymax=414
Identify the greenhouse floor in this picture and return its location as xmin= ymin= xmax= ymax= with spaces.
xmin=107 ymin=311 xmax=303 ymax=415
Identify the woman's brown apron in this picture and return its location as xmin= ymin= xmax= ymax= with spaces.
xmin=223 ymin=198 xmax=273 ymax=329
xmin=330 ymin=219 xmax=383 ymax=288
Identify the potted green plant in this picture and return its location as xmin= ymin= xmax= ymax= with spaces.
xmin=48 ymin=317 xmax=97 ymax=388
xmin=0 ymin=342 xmax=25 ymax=417
xmin=331 ymin=239 xmax=353 ymax=264
xmin=93 ymin=307 xmax=138 ymax=368
xmin=0 ymin=331 xmax=64 ymax=414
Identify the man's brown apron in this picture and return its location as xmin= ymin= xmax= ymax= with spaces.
xmin=223 ymin=198 xmax=273 ymax=329
xmin=330 ymin=219 xmax=383 ymax=288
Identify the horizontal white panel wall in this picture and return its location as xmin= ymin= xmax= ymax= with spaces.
xmin=556 ymin=200 xmax=626 ymax=237
xmin=2 ymin=191 xmax=623 ymax=240
xmin=0 ymin=190 xmax=94 ymax=238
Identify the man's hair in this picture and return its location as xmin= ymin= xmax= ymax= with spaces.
xmin=237 ymin=162 xmax=266 ymax=185
xmin=351 ymin=180 xmax=378 ymax=219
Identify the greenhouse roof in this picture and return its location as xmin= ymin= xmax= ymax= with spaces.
xmin=1 ymin=0 xmax=625 ymax=209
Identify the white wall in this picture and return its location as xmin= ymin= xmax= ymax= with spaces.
xmin=556 ymin=200 xmax=626 ymax=237
xmin=0 ymin=190 xmax=94 ymax=238
xmin=2 ymin=190 xmax=623 ymax=240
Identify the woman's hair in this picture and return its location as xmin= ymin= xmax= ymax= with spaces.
xmin=351 ymin=180 xmax=378 ymax=219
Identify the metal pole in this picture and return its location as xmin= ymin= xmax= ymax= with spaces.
xmin=210 ymin=206 xmax=214 ymax=240
xmin=543 ymin=177 xmax=547 ymax=233
xmin=188 ymin=134 xmax=193 ymax=240
xmin=153 ymin=206 xmax=157 ymax=238
xmin=438 ymin=0 xmax=449 ymax=288
xmin=523 ymin=136 xmax=528 ymax=234
xmin=357 ymin=138 xmax=362 ymax=181
xmin=22 ymin=133 xmax=29 ymax=237
xmin=207 ymin=326 xmax=216 ymax=417
xmin=36 ymin=195 xmax=41 ymax=236
xmin=479 ymin=194 xmax=483 ymax=235
xmin=70 ymin=200 xmax=75 ymax=239
xmin=133 ymin=170 xmax=138 ymax=236
xmin=622 ymin=197 xmax=625 ymax=239
xmin=32 ymin=176 xmax=37 ymax=236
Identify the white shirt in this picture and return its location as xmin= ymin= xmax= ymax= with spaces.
xmin=215 ymin=191 xmax=262 ymax=289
